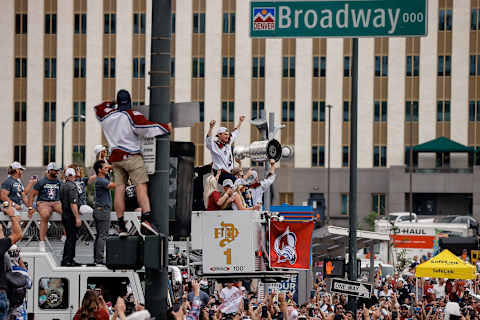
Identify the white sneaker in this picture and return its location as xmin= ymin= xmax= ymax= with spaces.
xmin=60 ymin=235 xmax=66 ymax=242
xmin=39 ymin=241 xmax=46 ymax=252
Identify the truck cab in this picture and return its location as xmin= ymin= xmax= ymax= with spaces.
xmin=21 ymin=249 xmax=144 ymax=319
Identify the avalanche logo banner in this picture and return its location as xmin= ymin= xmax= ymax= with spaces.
xmin=269 ymin=221 xmax=314 ymax=270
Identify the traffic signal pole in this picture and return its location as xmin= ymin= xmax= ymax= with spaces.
xmin=347 ymin=37 xmax=359 ymax=316
xmin=146 ymin=0 xmax=171 ymax=318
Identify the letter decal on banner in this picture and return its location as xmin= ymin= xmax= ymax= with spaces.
xmin=269 ymin=221 xmax=314 ymax=270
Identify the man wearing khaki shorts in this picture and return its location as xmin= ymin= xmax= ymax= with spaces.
xmin=28 ymin=163 xmax=62 ymax=252
xmin=95 ymin=89 xmax=170 ymax=236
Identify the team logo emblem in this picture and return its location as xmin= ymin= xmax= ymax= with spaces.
xmin=273 ymin=226 xmax=297 ymax=265
xmin=253 ymin=8 xmax=275 ymax=31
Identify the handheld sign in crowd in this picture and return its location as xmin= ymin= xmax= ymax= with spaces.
xmin=330 ymin=278 xmax=372 ymax=299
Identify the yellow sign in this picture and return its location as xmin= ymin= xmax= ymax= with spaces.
xmin=214 ymin=221 xmax=239 ymax=247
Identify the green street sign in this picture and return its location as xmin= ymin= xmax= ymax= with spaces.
xmin=250 ymin=0 xmax=427 ymax=38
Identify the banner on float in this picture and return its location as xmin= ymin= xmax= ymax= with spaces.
xmin=269 ymin=221 xmax=314 ymax=270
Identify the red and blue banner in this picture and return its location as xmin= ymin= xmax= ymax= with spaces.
xmin=270 ymin=204 xmax=314 ymax=222
xmin=269 ymin=221 xmax=314 ymax=270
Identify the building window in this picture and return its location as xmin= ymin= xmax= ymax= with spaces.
xmin=193 ymin=13 xmax=205 ymax=34
xmin=438 ymin=56 xmax=451 ymax=76
xmin=373 ymin=146 xmax=387 ymax=167
xmin=281 ymin=101 xmax=295 ymax=122
xmin=473 ymin=8 xmax=479 ymax=30
xmin=171 ymin=13 xmax=175 ymax=34
xmin=13 ymin=146 xmax=26 ymax=166
xmin=221 ymin=101 xmax=234 ymax=122
xmin=192 ymin=57 xmax=205 ymax=78
xmin=406 ymin=55 xmax=420 ymax=77
xmin=15 ymin=14 xmax=27 ymax=34
xmin=375 ymin=56 xmax=388 ymax=77
xmin=222 ymin=57 xmax=235 ymax=78
xmin=45 ymin=14 xmax=57 ymax=34
xmin=470 ymin=55 xmax=480 ymax=76
xmin=252 ymin=57 xmax=265 ymax=78
xmin=223 ymin=13 xmax=235 ymax=34
xmin=199 ymin=101 xmax=204 ymax=122
xmin=312 ymin=146 xmax=325 ymax=167
xmin=251 ymin=101 xmax=264 ymax=120
xmin=43 ymin=146 xmax=56 ymax=166
xmin=282 ymin=57 xmax=295 ymax=77
xmin=312 ymin=101 xmax=325 ymax=122
xmin=343 ymin=101 xmax=350 ymax=122
xmin=280 ymin=192 xmax=294 ymax=205
xmin=171 ymin=58 xmax=175 ymax=78
xmin=405 ymin=101 xmax=419 ymax=122
xmin=133 ymin=57 xmax=145 ymax=78
xmin=15 ymin=58 xmax=27 ymax=78
xmin=437 ymin=101 xmax=451 ymax=122
xmin=439 ymin=8 xmax=452 ymax=31
xmin=74 ymin=13 xmax=87 ymax=34
xmin=344 ymin=56 xmax=351 ymax=77
xmin=469 ymin=101 xmax=480 ymax=122
xmin=342 ymin=146 xmax=349 ymax=167
xmin=39 ymin=278 xmax=68 ymax=309
xmin=73 ymin=102 xmax=86 ymax=122
xmin=405 ymin=146 xmax=418 ymax=167
xmin=72 ymin=145 xmax=85 ymax=163
xmin=74 ymin=58 xmax=86 ymax=78
xmin=103 ymin=58 xmax=116 ymax=78
xmin=44 ymin=102 xmax=56 ymax=122
xmin=133 ymin=13 xmax=145 ymax=34
xmin=313 ymin=56 xmax=326 ymax=77
xmin=14 ymin=102 xmax=27 ymax=122
xmin=44 ymin=58 xmax=56 ymax=78
xmin=341 ymin=194 xmax=349 ymax=215
xmin=374 ymin=101 xmax=387 ymax=122
xmin=104 ymin=13 xmax=116 ymax=34
xmin=372 ymin=193 xmax=386 ymax=216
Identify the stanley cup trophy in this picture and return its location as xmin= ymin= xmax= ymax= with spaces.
xmin=233 ymin=139 xmax=294 ymax=163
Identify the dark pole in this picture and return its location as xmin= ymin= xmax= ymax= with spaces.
xmin=61 ymin=121 xmax=65 ymax=169
xmin=347 ymin=37 xmax=359 ymax=316
xmin=147 ymin=0 xmax=171 ymax=318
xmin=409 ymin=108 xmax=413 ymax=221
xmin=327 ymin=104 xmax=332 ymax=223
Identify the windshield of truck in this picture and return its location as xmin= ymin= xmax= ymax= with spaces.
xmin=434 ymin=216 xmax=457 ymax=223
xmin=381 ymin=265 xmax=394 ymax=277
xmin=87 ymin=277 xmax=131 ymax=307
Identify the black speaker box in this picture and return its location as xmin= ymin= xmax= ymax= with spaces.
xmin=106 ymin=236 xmax=144 ymax=270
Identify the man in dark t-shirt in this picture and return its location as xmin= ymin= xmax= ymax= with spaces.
xmin=93 ymin=160 xmax=115 ymax=265
xmin=0 ymin=204 xmax=23 ymax=319
xmin=60 ymin=168 xmax=82 ymax=267
xmin=28 ymin=163 xmax=62 ymax=252
xmin=0 ymin=162 xmax=36 ymax=216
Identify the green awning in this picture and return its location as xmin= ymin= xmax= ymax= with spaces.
xmin=413 ymin=137 xmax=474 ymax=153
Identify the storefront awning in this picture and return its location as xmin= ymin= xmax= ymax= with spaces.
xmin=413 ymin=137 xmax=474 ymax=153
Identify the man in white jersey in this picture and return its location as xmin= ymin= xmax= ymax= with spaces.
xmin=205 ymin=116 xmax=245 ymax=184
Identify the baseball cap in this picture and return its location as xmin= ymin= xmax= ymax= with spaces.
xmin=65 ymin=168 xmax=76 ymax=177
xmin=222 ymin=179 xmax=234 ymax=188
xmin=246 ymin=170 xmax=258 ymax=184
xmin=9 ymin=162 xmax=25 ymax=171
xmin=234 ymin=178 xmax=247 ymax=189
xmin=47 ymin=162 xmax=59 ymax=171
xmin=94 ymin=145 xmax=106 ymax=155
xmin=217 ymin=127 xmax=229 ymax=135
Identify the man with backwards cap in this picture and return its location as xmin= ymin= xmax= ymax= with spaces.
xmin=245 ymin=159 xmax=277 ymax=207
xmin=59 ymin=168 xmax=82 ymax=266
xmin=206 ymin=116 xmax=245 ymax=184
xmin=0 ymin=162 xmax=36 ymax=217
xmin=28 ymin=162 xmax=62 ymax=252
xmin=94 ymin=89 xmax=171 ymax=237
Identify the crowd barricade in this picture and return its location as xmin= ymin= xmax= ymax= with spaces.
xmin=0 ymin=211 xmax=142 ymax=251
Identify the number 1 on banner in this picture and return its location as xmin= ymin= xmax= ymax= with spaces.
xmin=224 ymin=248 xmax=232 ymax=265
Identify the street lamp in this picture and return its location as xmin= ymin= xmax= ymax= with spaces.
xmin=62 ymin=114 xmax=86 ymax=170
xmin=326 ymin=104 xmax=333 ymax=223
